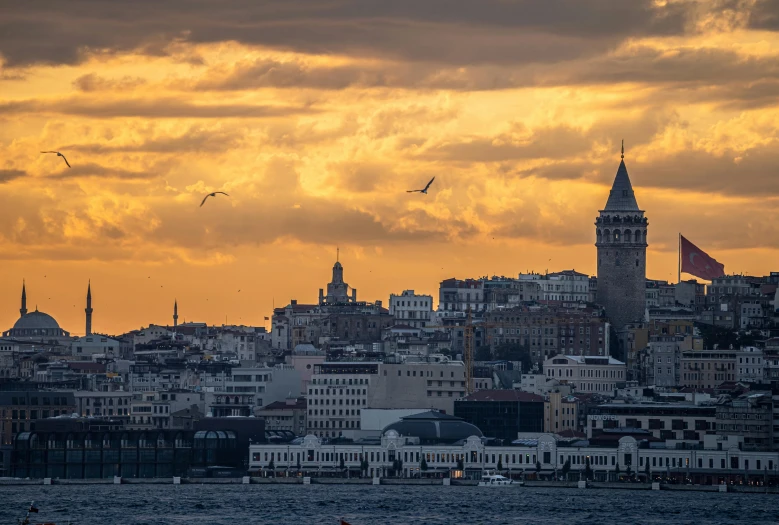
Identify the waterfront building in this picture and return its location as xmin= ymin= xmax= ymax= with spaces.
xmin=255 ymin=397 xmax=307 ymax=436
xmin=454 ymin=390 xmax=544 ymax=441
xmin=587 ymin=402 xmax=717 ymax=442
xmin=0 ymin=389 xmax=76 ymax=445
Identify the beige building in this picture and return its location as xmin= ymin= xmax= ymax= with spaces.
xmin=680 ymin=349 xmax=737 ymax=390
xmin=544 ymin=390 xmax=579 ymax=434
xmin=543 ymin=354 xmax=626 ymax=394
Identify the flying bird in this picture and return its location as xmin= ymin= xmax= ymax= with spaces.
xmin=200 ymin=191 xmax=230 ymax=207
xmin=406 ymin=177 xmax=435 ymax=194
xmin=41 ymin=151 xmax=71 ymax=168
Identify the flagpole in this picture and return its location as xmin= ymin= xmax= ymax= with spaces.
xmin=677 ymin=233 xmax=681 ymax=284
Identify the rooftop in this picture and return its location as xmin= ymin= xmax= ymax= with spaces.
xmin=460 ymin=389 xmax=544 ymax=403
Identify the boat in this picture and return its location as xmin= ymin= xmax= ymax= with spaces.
xmin=477 ymin=471 xmax=519 ymax=486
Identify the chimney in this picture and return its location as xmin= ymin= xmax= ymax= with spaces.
xmin=291 ymin=299 xmax=297 ymax=306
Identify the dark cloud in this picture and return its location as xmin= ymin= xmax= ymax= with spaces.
xmin=747 ymin=0 xmax=779 ymax=30
xmin=73 ymin=73 xmax=146 ymax=92
xmin=61 ymin=127 xmax=243 ymax=154
xmin=0 ymin=97 xmax=318 ymax=119
xmin=0 ymin=1 xmax=692 ymax=67
xmin=0 ymin=169 xmax=26 ymax=183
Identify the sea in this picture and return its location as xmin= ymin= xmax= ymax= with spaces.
xmin=1 ymin=484 xmax=778 ymax=525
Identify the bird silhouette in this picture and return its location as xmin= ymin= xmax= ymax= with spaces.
xmin=200 ymin=191 xmax=230 ymax=207
xmin=406 ymin=177 xmax=435 ymax=194
xmin=41 ymin=151 xmax=71 ymax=168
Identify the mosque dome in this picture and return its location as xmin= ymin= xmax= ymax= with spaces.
xmin=5 ymin=309 xmax=70 ymax=340
xmin=382 ymin=411 xmax=483 ymax=444
xmin=13 ymin=310 xmax=61 ymax=331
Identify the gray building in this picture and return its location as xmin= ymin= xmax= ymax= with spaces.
xmin=594 ymin=147 xmax=648 ymax=332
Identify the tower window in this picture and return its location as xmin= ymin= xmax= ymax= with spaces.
xmin=622 ymin=190 xmax=629 ymax=197
xmin=636 ymin=260 xmax=639 ymax=267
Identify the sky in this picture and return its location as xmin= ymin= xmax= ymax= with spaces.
xmin=1 ymin=0 xmax=779 ymax=336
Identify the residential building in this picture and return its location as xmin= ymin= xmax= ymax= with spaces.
xmin=518 ymin=271 xmax=589 ymax=303
xmin=544 ymin=391 xmax=579 ymax=434
xmin=486 ymin=304 xmax=610 ymax=366
xmin=716 ymin=392 xmax=774 ymax=451
xmin=389 ymin=290 xmax=434 ymax=328
xmin=543 ymin=354 xmax=626 ymax=394
xmin=255 ymin=397 xmax=307 ymax=436
xmin=735 ymin=347 xmax=764 ymax=383
xmin=74 ymin=391 xmax=133 ymax=419
xmin=70 ymin=335 xmax=122 ymax=358
xmin=438 ymin=278 xmax=485 ymax=315
xmin=680 ymin=349 xmax=737 ymax=390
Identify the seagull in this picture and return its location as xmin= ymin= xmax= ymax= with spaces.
xmin=41 ymin=151 xmax=71 ymax=168
xmin=406 ymin=177 xmax=435 ymax=194
xmin=200 ymin=191 xmax=230 ymax=207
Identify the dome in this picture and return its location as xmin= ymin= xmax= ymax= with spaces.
xmin=382 ymin=411 xmax=482 ymax=444
xmin=13 ymin=310 xmax=61 ymax=331
xmin=4 ymin=309 xmax=69 ymax=340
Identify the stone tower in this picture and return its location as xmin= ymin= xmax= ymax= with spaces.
xmin=85 ymin=281 xmax=93 ymax=336
xmin=595 ymin=143 xmax=648 ymax=332
xmin=20 ymin=280 xmax=27 ymax=317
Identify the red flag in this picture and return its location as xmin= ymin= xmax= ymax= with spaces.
xmin=680 ymin=235 xmax=725 ymax=281
xmin=340 ymin=520 xmax=352 ymax=525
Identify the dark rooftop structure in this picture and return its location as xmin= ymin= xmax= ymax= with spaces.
xmin=383 ymin=411 xmax=482 ymax=444
xmin=455 ymin=389 xmax=544 ymax=442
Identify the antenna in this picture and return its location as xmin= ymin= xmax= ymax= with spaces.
xmin=621 ymin=139 xmax=624 ymax=160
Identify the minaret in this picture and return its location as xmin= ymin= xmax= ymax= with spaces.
xmin=85 ymin=281 xmax=93 ymax=336
xmin=595 ymin=140 xmax=648 ymax=333
xmin=20 ymin=280 xmax=27 ymax=317
xmin=173 ymin=299 xmax=179 ymax=329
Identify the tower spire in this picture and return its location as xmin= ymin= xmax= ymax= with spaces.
xmin=85 ymin=280 xmax=93 ymax=336
xmin=337 ymin=246 xmax=339 ymax=263
xmin=621 ymin=139 xmax=624 ymax=160
xmin=20 ymin=280 xmax=27 ymax=317
xmin=173 ymin=299 xmax=179 ymax=330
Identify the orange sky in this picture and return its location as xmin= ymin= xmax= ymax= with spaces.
xmin=1 ymin=0 xmax=778 ymax=336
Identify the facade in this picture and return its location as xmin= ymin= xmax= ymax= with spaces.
xmin=0 ymin=389 xmax=77 ymax=445
xmin=249 ymin=431 xmax=779 ymax=485
xmin=74 ymin=391 xmax=133 ymax=419
xmin=650 ymin=336 xmax=684 ymax=387
xmin=544 ymin=391 xmax=579 ymax=435
xmin=438 ymin=279 xmax=485 ymax=315
xmin=389 ymin=290 xmax=434 ymax=328
xmin=595 ymin=151 xmax=648 ymax=332
xmin=587 ymin=402 xmax=717 ymax=442
xmin=306 ymin=357 xmax=483 ymax=438
xmin=716 ymin=392 xmax=773 ymax=451
xmin=486 ymin=305 xmax=610 ymax=365
xmin=70 ymin=335 xmax=122 ymax=358
xmin=202 ymin=366 xmax=302 ymax=417
xmin=255 ymin=398 xmax=307 ymax=436
xmin=680 ymin=350 xmax=737 ymax=390
xmin=735 ymin=347 xmax=764 ymax=383
xmin=454 ymin=390 xmax=544 ymax=441
xmin=543 ymin=354 xmax=626 ymax=394
xmin=519 ymin=271 xmax=590 ymax=303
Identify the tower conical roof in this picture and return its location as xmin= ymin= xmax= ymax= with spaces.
xmin=603 ymin=159 xmax=640 ymax=211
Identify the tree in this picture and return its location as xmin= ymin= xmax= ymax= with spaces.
xmin=493 ymin=343 xmax=533 ymax=372
xmin=536 ymin=461 xmax=541 ymax=474
xmin=421 ymin=457 xmax=428 ymax=472
xmin=474 ymin=346 xmax=492 ymax=362
xmin=626 ymin=465 xmax=632 ymax=479
xmin=339 ymin=456 xmax=345 ymax=471
xmin=268 ymin=459 xmax=275 ymax=477
xmin=584 ymin=457 xmax=593 ymax=480
xmin=614 ymin=463 xmax=620 ymax=482
xmin=644 ymin=460 xmax=650 ymax=481
xmin=562 ymin=459 xmax=571 ymax=479
xmin=360 ymin=455 xmax=369 ymax=477
xmin=497 ymin=456 xmax=503 ymax=472
xmin=296 ymin=456 xmax=301 ymax=472
xmin=456 ymin=458 xmax=464 ymax=471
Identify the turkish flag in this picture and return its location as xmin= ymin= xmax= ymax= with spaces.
xmin=681 ymin=235 xmax=725 ymax=281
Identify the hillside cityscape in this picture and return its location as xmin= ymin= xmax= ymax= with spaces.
xmin=2 ymin=154 xmax=778 ymax=488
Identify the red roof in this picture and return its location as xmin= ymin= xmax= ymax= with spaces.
xmin=462 ymin=390 xmax=543 ymax=403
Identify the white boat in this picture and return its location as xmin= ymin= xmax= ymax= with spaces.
xmin=478 ymin=472 xmax=517 ymax=486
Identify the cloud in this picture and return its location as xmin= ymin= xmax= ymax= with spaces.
xmin=0 ymin=1 xmax=693 ymax=67
xmin=0 ymin=97 xmax=318 ymax=119
xmin=72 ymin=73 xmax=146 ymax=92
xmin=61 ymin=127 xmax=243 ymax=154
xmin=45 ymin=162 xmax=166 ymax=181
xmin=0 ymin=169 xmax=26 ymax=183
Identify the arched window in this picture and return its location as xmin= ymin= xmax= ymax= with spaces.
xmin=596 ymin=230 xmax=602 ymax=243
xmin=635 ymin=230 xmax=641 ymax=243
xmin=613 ymin=230 xmax=620 ymax=242
xmin=603 ymin=229 xmax=610 ymax=243
xmin=624 ymin=229 xmax=632 ymax=242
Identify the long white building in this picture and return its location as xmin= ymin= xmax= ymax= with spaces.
xmin=543 ymin=355 xmax=626 ymax=394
